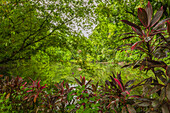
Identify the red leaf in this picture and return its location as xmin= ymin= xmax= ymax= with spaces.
xmin=131 ymin=41 xmax=143 ymax=50
xmin=22 ymin=82 xmax=27 ymax=87
xmin=153 ymin=18 xmax=170 ymax=30
xmin=138 ymin=8 xmax=148 ymax=27
xmin=114 ymin=78 xmax=124 ymax=92
xmin=150 ymin=6 xmax=163 ymax=27
xmin=38 ymin=80 xmax=41 ymax=88
xmin=140 ymin=65 xmax=145 ymax=71
xmin=121 ymin=20 xmax=143 ymax=36
xmin=145 ymin=1 xmax=152 ymax=27
xmin=167 ymin=21 xmax=170 ymax=35
xmin=125 ymin=91 xmax=130 ymax=95
xmin=0 ymin=75 xmax=3 ymax=77
xmin=80 ymin=75 xmax=82 ymax=81
xmin=40 ymin=84 xmax=47 ymax=90
xmin=27 ymin=89 xmax=33 ymax=93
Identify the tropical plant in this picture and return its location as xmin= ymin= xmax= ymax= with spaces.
xmin=121 ymin=1 xmax=170 ymax=112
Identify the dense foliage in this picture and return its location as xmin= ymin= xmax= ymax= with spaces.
xmin=0 ymin=0 xmax=170 ymax=113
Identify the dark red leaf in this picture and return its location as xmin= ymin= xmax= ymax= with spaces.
xmin=135 ymin=46 xmax=146 ymax=52
xmin=166 ymin=66 xmax=170 ymax=78
xmin=38 ymin=80 xmax=41 ymax=89
xmin=82 ymin=76 xmax=85 ymax=85
xmin=153 ymin=18 xmax=170 ymax=30
xmin=125 ymin=80 xmax=135 ymax=88
xmin=138 ymin=8 xmax=148 ymax=27
xmin=85 ymin=79 xmax=92 ymax=87
xmin=121 ymin=20 xmax=143 ymax=36
xmin=145 ymin=1 xmax=152 ymax=27
xmin=40 ymin=84 xmax=47 ymax=90
xmin=65 ymin=82 xmax=69 ymax=89
xmin=129 ymin=95 xmax=141 ymax=98
xmin=92 ymin=84 xmax=96 ymax=91
xmin=150 ymin=31 xmax=165 ymax=36
xmin=74 ymin=78 xmax=82 ymax=86
xmin=140 ymin=65 xmax=145 ymax=71
xmin=150 ymin=6 xmax=163 ymax=27
xmin=167 ymin=21 xmax=170 ymax=35
xmin=121 ymin=36 xmax=135 ymax=40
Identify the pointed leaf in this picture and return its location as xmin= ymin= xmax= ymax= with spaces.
xmin=127 ymin=104 xmax=136 ymax=113
xmin=138 ymin=8 xmax=148 ymax=27
xmin=161 ymin=104 xmax=170 ymax=113
xmin=145 ymin=1 xmax=152 ymax=26
xmin=34 ymin=94 xmax=38 ymax=103
xmin=92 ymin=84 xmax=96 ymax=91
xmin=82 ymin=76 xmax=85 ymax=85
xmin=38 ymin=80 xmax=41 ymax=89
xmin=74 ymin=78 xmax=82 ymax=86
xmin=166 ymin=84 xmax=170 ymax=100
xmin=131 ymin=41 xmax=143 ymax=50
xmin=40 ymin=84 xmax=47 ymax=90
xmin=153 ymin=18 xmax=170 ymax=30
xmin=150 ymin=6 xmax=163 ymax=27
xmin=125 ymin=80 xmax=135 ymax=88
xmin=85 ymin=79 xmax=92 ymax=87
xmin=137 ymin=101 xmax=151 ymax=107
xmin=121 ymin=20 xmax=143 ymax=36
xmin=166 ymin=66 xmax=170 ymax=77
xmin=65 ymin=82 xmax=69 ymax=89
xmin=167 ymin=21 xmax=170 ymax=35
xmin=159 ymin=87 xmax=166 ymax=101
xmin=135 ymin=47 xmax=146 ymax=52
xmin=114 ymin=78 xmax=124 ymax=91
xmin=121 ymin=36 xmax=135 ymax=40
xmin=151 ymin=100 xmax=159 ymax=108
xmin=117 ymin=72 xmax=125 ymax=90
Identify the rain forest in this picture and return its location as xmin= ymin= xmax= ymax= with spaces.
xmin=0 ymin=0 xmax=170 ymax=112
